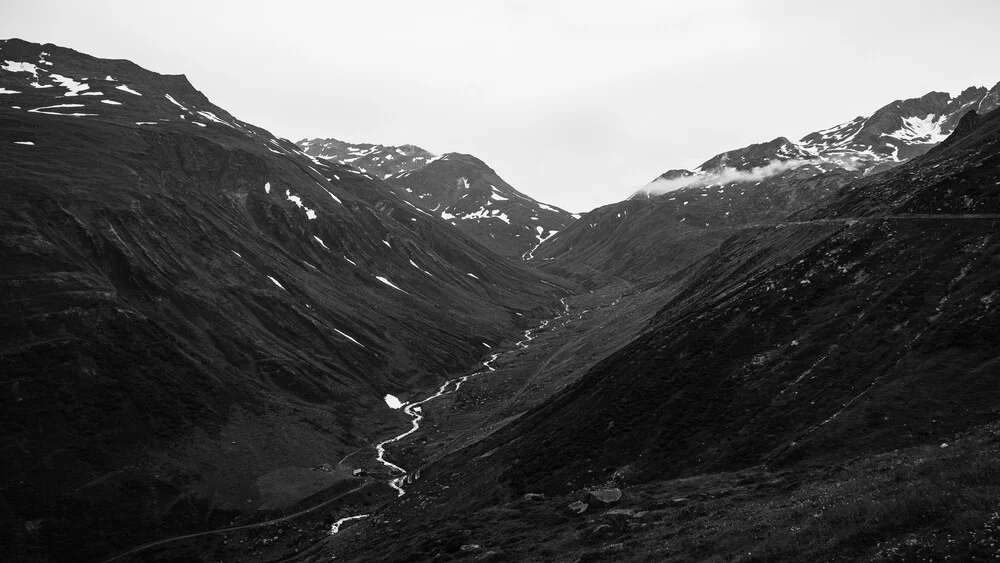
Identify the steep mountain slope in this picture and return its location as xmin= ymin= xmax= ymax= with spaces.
xmin=536 ymin=82 xmax=1000 ymax=283
xmin=537 ymin=163 xmax=856 ymax=282
xmin=796 ymin=85 xmax=1000 ymax=171
xmin=298 ymin=138 xmax=576 ymax=258
xmin=435 ymin=105 xmax=1000 ymax=506
xmin=319 ymin=107 xmax=1000 ymax=562
xmin=0 ymin=38 xmax=570 ymax=561
xmin=648 ymin=82 xmax=1000 ymax=185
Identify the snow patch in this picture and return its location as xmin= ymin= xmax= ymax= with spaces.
xmin=375 ymin=276 xmax=407 ymax=293
xmin=100 ymin=99 xmax=122 ymax=105
xmin=267 ymin=276 xmax=286 ymax=290
xmin=115 ymin=84 xmax=142 ymax=96
xmin=884 ymin=114 xmax=949 ymax=144
xmin=317 ymin=184 xmax=343 ymax=204
xmin=409 ymin=259 xmax=433 ymax=277
xmin=329 ymin=514 xmax=369 ymax=535
xmin=522 ymin=229 xmax=559 ymax=260
xmin=2 ymin=61 xmax=39 ymax=77
xmin=49 ymin=74 xmax=89 ymax=96
xmin=286 ymin=190 xmax=317 ymax=219
xmin=334 ymin=328 xmax=365 ymax=347
xmin=164 ymin=93 xmax=187 ymax=110
xmin=384 ymin=394 xmax=404 ymax=409
xmin=28 ymin=103 xmax=96 ymax=117
xmin=197 ymin=111 xmax=234 ymax=128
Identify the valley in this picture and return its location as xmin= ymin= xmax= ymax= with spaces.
xmin=3 ymin=35 xmax=1000 ymax=563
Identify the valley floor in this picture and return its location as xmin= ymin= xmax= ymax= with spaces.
xmin=111 ymin=276 xmax=659 ymax=561
xmin=110 ymin=256 xmax=1000 ymax=562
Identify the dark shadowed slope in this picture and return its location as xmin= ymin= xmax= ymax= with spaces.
xmin=453 ymin=107 xmax=1000 ymax=498
xmin=321 ymin=108 xmax=1000 ymax=563
xmin=0 ymin=38 xmax=570 ymax=562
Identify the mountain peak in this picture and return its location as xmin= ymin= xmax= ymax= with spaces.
xmin=296 ymin=137 xmax=574 ymax=257
xmin=697 ymin=136 xmax=805 ymax=172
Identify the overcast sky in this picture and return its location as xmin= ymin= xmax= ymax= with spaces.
xmin=3 ymin=0 xmax=999 ymax=212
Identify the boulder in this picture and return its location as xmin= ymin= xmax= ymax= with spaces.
xmin=586 ymin=488 xmax=622 ymax=506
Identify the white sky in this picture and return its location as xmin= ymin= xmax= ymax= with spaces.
xmin=3 ymin=0 xmax=999 ymax=212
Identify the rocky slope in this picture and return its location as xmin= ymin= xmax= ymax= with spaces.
xmin=0 ymin=38 xmax=571 ymax=561
xmin=642 ymin=81 xmax=1000 ymax=190
xmin=298 ymin=138 xmax=576 ymax=258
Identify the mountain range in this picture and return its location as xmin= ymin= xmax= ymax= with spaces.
xmin=297 ymin=138 xmax=577 ymax=258
xmin=537 ymin=82 xmax=1000 ymax=283
xmin=3 ymin=37 xmax=999 ymax=562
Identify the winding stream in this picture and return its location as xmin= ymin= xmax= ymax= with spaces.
xmin=331 ymin=297 xmax=570 ymax=534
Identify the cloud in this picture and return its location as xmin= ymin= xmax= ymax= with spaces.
xmin=644 ymin=158 xmax=813 ymax=195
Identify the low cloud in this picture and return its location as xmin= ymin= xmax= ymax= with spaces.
xmin=645 ymin=158 xmax=814 ymax=195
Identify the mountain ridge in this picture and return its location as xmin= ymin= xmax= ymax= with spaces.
xmin=532 ymin=81 xmax=999 ymax=288
xmin=0 ymin=37 xmax=571 ymax=561
xmin=297 ymin=137 xmax=576 ymax=258
xmin=4 ymin=36 xmax=1000 ymax=563
xmin=326 ymin=104 xmax=1000 ymax=562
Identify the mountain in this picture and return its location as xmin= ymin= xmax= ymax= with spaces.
xmin=298 ymin=138 xmax=577 ymax=258
xmin=533 ymin=82 xmax=1000 ymax=284
xmin=326 ymin=106 xmax=1000 ymax=563
xmin=6 ymin=35 xmax=1000 ymax=563
xmin=498 ymin=107 xmax=1000 ymax=495
xmin=655 ymin=83 xmax=1000 ymax=183
xmin=796 ymin=85 xmax=1000 ymax=171
xmin=0 ymin=38 xmax=572 ymax=561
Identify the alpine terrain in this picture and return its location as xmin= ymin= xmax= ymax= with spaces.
xmin=297 ymin=138 xmax=577 ymax=258
xmin=3 ymin=36 xmax=1000 ymax=563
